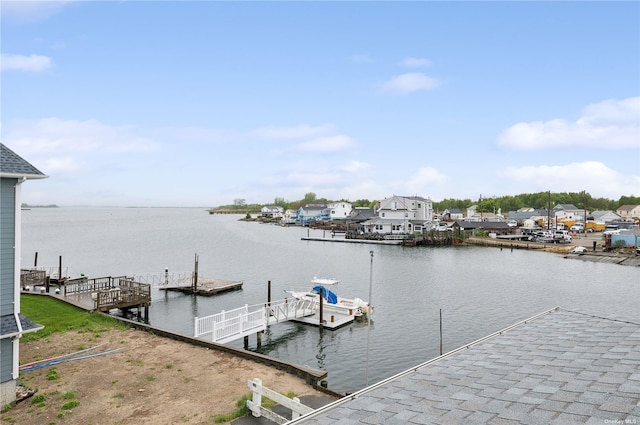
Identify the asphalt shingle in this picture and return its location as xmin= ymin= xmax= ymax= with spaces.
xmin=288 ymin=308 xmax=640 ymax=425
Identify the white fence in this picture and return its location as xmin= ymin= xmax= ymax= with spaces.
xmin=246 ymin=378 xmax=314 ymax=424
xmin=194 ymin=298 xmax=318 ymax=344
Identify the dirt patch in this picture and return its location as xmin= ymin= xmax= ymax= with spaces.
xmin=2 ymin=328 xmax=330 ymax=424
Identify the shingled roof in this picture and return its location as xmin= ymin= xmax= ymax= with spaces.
xmin=289 ymin=308 xmax=640 ymax=424
xmin=0 ymin=143 xmax=47 ymax=179
xmin=0 ymin=313 xmax=43 ymax=339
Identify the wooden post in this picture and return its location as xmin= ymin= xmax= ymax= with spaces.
xmin=34 ymin=252 xmax=38 ymax=267
xmin=58 ymin=255 xmax=63 ymax=284
xmin=439 ymin=308 xmax=443 ymax=355
xmin=193 ymin=253 xmax=199 ymax=292
xmin=257 ymin=331 xmax=262 ymax=348
xmin=319 ymin=287 xmax=324 ymax=330
xmin=267 ymin=280 xmax=271 ymax=307
xmin=244 ymin=335 xmax=249 ymax=349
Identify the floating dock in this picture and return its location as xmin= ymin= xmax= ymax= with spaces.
xmin=291 ymin=309 xmax=359 ymax=329
xmin=158 ymin=277 xmax=243 ymax=296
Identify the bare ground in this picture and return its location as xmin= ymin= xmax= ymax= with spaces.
xmin=2 ymin=328 xmax=330 ymax=425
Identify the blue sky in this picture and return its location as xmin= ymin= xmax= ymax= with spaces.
xmin=2 ymin=1 xmax=639 ymax=207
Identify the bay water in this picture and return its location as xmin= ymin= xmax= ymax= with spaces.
xmin=20 ymin=207 xmax=640 ymax=394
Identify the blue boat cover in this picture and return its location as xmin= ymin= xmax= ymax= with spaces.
xmin=312 ymin=286 xmax=338 ymax=304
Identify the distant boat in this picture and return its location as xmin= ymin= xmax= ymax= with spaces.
xmin=286 ymin=277 xmax=372 ymax=317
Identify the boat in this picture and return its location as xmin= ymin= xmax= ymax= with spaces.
xmin=286 ymin=277 xmax=372 ymax=317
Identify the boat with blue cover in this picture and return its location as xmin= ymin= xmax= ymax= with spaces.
xmin=286 ymin=277 xmax=372 ymax=317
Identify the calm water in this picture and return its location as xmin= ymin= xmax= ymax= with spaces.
xmin=21 ymin=207 xmax=640 ymax=394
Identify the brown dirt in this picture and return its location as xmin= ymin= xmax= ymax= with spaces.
xmin=2 ymin=328 xmax=329 ymax=425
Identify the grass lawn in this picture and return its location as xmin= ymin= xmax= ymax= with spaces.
xmin=20 ymin=294 xmax=128 ymax=342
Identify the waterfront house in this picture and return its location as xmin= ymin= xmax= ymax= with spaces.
xmin=296 ymin=203 xmax=329 ymax=225
xmin=281 ymin=209 xmax=297 ymax=225
xmin=260 ymin=205 xmax=284 ymax=219
xmin=616 ymin=204 xmax=640 ymax=220
xmin=0 ymin=143 xmax=47 ymax=406
xmin=359 ymin=195 xmax=433 ymax=236
xmin=453 ymin=219 xmax=511 ymax=235
xmin=327 ymin=202 xmax=352 ymax=220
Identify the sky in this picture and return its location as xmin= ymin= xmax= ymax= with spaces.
xmin=1 ymin=1 xmax=639 ymax=208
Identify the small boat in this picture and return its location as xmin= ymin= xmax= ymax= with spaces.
xmin=286 ymin=277 xmax=372 ymax=317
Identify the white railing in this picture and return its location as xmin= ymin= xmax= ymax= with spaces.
xmin=194 ymin=298 xmax=319 ymax=344
xmin=246 ymin=378 xmax=314 ymax=424
xmin=132 ymin=271 xmax=192 ymax=287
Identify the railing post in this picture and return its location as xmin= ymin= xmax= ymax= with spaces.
xmin=251 ymin=378 xmax=262 ymax=417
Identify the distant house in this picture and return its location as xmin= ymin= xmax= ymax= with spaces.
xmin=360 ymin=195 xmax=433 ymax=235
xmin=327 ymin=202 xmax=352 ymax=220
xmin=281 ymin=209 xmax=297 ymax=225
xmin=553 ymin=204 xmax=584 ymax=221
xmin=1 ymin=143 xmax=47 ymax=407
xmin=296 ymin=203 xmax=328 ymax=225
xmin=452 ymin=220 xmax=512 ymax=235
xmin=442 ymin=208 xmax=463 ymax=221
xmin=590 ymin=210 xmax=622 ymax=223
xmin=508 ymin=208 xmax=549 ymax=225
xmin=616 ymin=205 xmax=640 ymax=220
xmin=260 ymin=205 xmax=284 ymax=219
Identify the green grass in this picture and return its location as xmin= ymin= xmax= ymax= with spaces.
xmin=212 ymin=391 xmax=296 ymax=423
xmin=20 ymin=295 xmax=128 ymax=342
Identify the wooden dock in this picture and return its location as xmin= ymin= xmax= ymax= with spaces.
xmin=22 ymin=275 xmax=152 ymax=321
xmin=158 ymin=277 xmax=243 ymax=296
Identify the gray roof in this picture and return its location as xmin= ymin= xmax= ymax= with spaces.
xmin=0 ymin=313 xmax=43 ymax=339
xmin=0 ymin=143 xmax=47 ymax=179
xmin=290 ymin=308 xmax=640 ymax=424
xmin=453 ymin=220 xmax=511 ymax=230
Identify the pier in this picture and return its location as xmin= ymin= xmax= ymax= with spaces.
xmin=22 ymin=275 xmax=151 ymax=321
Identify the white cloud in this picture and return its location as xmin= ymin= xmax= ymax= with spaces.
xmin=499 ymin=161 xmax=640 ymax=198
xmin=497 ymin=97 xmax=640 ymax=150
xmin=342 ymin=160 xmax=371 ymax=173
xmin=378 ymin=72 xmax=438 ymax=94
xmin=6 ymin=118 xmax=160 ymax=155
xmin=251 ymin=124 xmax=335 ymax=140
xmin=1 ymin=1 xmax=76 ymax=24
xmin=399 ymin=167 xmax=449 ymax=196
xmin=401 ymin=57 xmax=431 ymax=68
xmin=351 ymin=54 xmax=372 ymax=64
xmin=296 ymin=135 xmax=356 ymax=153
xmin=1 ymin=54 xmax=53 ymax=72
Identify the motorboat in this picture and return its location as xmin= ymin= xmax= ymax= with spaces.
xmin=286 ymin=277 xmax=372 ymax=317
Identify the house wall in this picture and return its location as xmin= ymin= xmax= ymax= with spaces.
xmin=0 ymin=178 xmax=16 ymax=317
xmin=0 ymin=178 xmax=17 ymax=398
xmin=617 ymin=206 xmax=640 ymax=219
xmin=1 ymin=338 xmax=15 ymax=386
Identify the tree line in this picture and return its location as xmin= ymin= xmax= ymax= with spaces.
xmin=214 ymin=192 xmax=640 ymax=214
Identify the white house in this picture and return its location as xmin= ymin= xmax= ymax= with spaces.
xmin=1 ymin=143 xmax=47 ymax=406
xmin=260 ymin=205 xmax=284 ymax=218
xmin=590 ymin=210 xmax=622 ymax=223
xmin=360 ymin=195 xmax=433 ymax=235
xmin=327 ymin=202 xmax=352 ymax=220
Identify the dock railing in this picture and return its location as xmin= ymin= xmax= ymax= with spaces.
xmin=194 ymin=298 xmax=318 ymax=344
xmin=20 ymin=269 xmax=47 ymax=288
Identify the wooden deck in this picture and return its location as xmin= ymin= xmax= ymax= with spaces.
xmin=23 ymin=276 xmax=151 ymax=320
xmin=158 ymin=277 xmax=243 ymax=296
